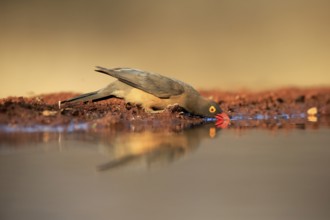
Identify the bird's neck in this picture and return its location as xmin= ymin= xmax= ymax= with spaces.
xmin=185 ymin=95 xmax=208 ymax=115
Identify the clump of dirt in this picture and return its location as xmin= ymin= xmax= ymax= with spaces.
xmin=0 ymin=87 xmax=329 ymax=131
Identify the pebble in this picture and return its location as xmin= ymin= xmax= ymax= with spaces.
xmin=42 ymin=110 xmax=57 ymax=116
xmin=307 ymin=107 xmax=317 ymax=115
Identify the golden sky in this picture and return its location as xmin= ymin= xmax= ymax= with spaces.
xmin=1 ymin=0 xmax=329 ymax=97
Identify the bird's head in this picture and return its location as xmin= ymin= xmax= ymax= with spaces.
xmin=187 ymin=96 xmax=224 ymax=118
xmin=202 ymin=99 xmax=224 ymax=118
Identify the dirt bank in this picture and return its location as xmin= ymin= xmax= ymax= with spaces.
xmin=1 ymin=87 xmax=329 ymax=131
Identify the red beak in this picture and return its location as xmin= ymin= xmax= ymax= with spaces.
xmin=215 ymin=113 xmax=230 ymax=128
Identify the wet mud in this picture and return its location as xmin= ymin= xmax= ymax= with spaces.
xmin=0 ymin=87 xmax=329 ymax=131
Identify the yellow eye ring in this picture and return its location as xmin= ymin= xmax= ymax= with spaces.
xmin=209 ymin=105 xmax=216 ymax=113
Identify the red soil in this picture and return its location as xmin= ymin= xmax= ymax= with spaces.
xmin=0 ymin=87 xmax=329 ymax=131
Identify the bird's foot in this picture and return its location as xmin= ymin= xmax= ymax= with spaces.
xmin=143 ymin=106 xmax=165 ymax=114
xmin=150 ymin=110 xmax=165 ymax=114
xmin=166 ymin=103 xmax=185 ymax=113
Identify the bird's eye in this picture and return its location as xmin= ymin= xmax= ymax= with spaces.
xmin=209 ymin=105 xmax=216 ymax=113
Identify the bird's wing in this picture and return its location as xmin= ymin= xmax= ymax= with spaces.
xmin=95 ymin=66 xmax=185 ymax=98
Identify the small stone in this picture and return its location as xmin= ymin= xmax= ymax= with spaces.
xmin=42 ymin=110 xmax=57 ymax=116
xmin=307 ymin=107 xmax=317 ymax=115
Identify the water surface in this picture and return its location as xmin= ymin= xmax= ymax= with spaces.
xmin=1 ymin=121 xmax=330 ymax=220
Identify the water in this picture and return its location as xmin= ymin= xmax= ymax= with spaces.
xmin=1 ymin=121 xmax=330 ymax=220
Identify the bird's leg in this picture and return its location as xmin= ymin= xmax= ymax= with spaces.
xmin=148 ymin=107 xmax=166 ymax=114
xmin=166 ymin=103 xmax=180 ymax=109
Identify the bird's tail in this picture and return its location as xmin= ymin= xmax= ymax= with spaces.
xmin=95 ymin=66 xmax=112 ymax=75
xmin=95 ymin=66 xmax=125 ymax=77
xmin=60 ymin=91 xmax=100 ymax=104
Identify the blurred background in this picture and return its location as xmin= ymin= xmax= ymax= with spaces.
xmin=1 ymin=0 xmax=329 ymax=97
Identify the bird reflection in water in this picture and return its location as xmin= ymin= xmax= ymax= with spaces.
xmin=0 ymin=123 xmax=221 ymax=172
xmin=96 ymin=124 xmax=219 ymax=171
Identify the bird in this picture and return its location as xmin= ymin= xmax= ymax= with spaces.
xmin=60 ymin=66 xmax=224 ymax=118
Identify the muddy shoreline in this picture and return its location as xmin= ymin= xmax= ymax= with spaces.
xmin=0 ymin=87 xmax=329 ymax=131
